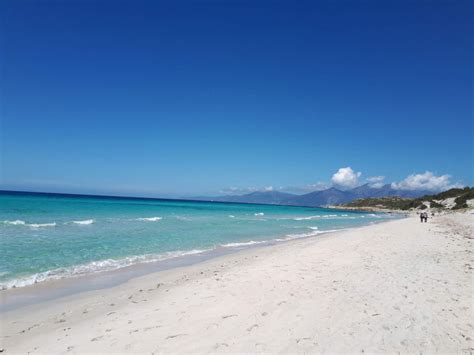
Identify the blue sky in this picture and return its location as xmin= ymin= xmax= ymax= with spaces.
xmin=1 ymin=0 xmax=472 ymax=197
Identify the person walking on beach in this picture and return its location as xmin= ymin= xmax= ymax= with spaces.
xmin=420 ymin=212 xmax=428 ymax=222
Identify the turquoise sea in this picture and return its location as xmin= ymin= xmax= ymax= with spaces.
xmin=0 ymin=191 xmax=397 ymax=289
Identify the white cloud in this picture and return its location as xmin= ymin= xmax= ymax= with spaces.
xmin=367 ymin=176 xmax=385 ymax=188
xmin=331 ymin=167 xmax=361 ymax=189
xmin=391 ymin=171 xmax=461 ymax=191
xmin=219 ymin=170 xmax=462 ymax=196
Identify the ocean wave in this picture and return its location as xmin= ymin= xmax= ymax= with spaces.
xmin=0 ymin=225 xmax=349 ymax=290
xmin=292 ymin=214 xmax=359 ymax=221
xmin=136 ymin=217 xmax=162 ymax=222
xmin=72 ymin=219 xmax=94 ymax=225
xmin=2 ymin=220 xmax=26 ymax=225
xmin=293 ymin=215 xmax=321 ymax=220
xmin=29 ymin=223 xmax=57 ymax=228
xmin=228 ymin=215 xmax=235 ymax=218
xmin=220 ymin=240 xmax=266 ymax=248
xmin=281 ymin=229 xmax=340 ymax=240
xmin=254 ymin=212 xmax=265 ymax=216
xmin=221 ymin=228 xmax=340 ymax=249
xmin=2 ymin=220 xmax=57 ymax=228
xmin=0 ymin=249 xmax=208 ymax=290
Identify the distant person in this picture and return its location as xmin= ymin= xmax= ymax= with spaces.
xmin=420 ymin=212 xmax=424 ymax=223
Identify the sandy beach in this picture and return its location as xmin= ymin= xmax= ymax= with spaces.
xmin=1 ymin=212 xmax=472 ymax=353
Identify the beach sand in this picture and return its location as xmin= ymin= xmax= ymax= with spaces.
xmin=1 ymin=212 xmax=472 ymax=353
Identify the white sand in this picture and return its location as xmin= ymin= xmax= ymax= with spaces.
xmin=1 ymin=213 xmax=473 ymax=353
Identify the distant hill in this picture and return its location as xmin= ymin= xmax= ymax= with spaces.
xmin=287 ymin=187 xmax=352 ymax=207
xmin=211 ymin=191 xmax=296 ymax=205
xmin=198 ymin=183 xmax=431 ymax=207
xmin=341 ymin=187 xmax=474 ymax=211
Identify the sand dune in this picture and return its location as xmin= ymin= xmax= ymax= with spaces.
xmin=1 ymin=212 xmax=472 ymax=353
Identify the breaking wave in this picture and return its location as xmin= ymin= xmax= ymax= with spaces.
xmin=72 ymin=219 xmax=94 ymax=225
xmin=2 ymin=220 xmax=26 ymax=225
xmin=0 ymin=227 xmax=343 ymax=290
xmin=136 ymin=217 xmax=163 ymax=222
xmin=2 ymin=220 xmax=57 ymax=228
xmin=0 ymin=249 xmax=208 ymax=290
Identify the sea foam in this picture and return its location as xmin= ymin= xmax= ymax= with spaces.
xmin=0 ymin=248 xmax=208 ymax=290
xmin=29 ymin=223 xmax=57 ymax=228
xmin=136 ymin=217 xmax=163 ymax=222
xmin=72 ymin=219 xmax=94 ymax=225
xmin=2 ymin=220 xmax=26 ymax=225
xmin=2 ymin=220 xmax=57 ymax=228
xmin=220 ymin=240 xmax=266 ymax=248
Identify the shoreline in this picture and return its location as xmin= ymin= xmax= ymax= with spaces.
xmin=0 ymin=223 xmax=372 ymax=313
xmin=1 ymin=213 xmax=472 ymax=353
xmin=0 ymin=217 xmax=396 ymax=312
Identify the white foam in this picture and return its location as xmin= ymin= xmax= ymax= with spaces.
xmin=220 ymin=227 xmax=340 ymax=249
xmin=72 ymin=219 xmax=94 ymax=225
xmin=3 ymin=220 xmax=26 ymax=225
xmin=2 ymin=220 xmax=57 ymax=228
xmin=228 ymin=215 xmax=235 ymax=218
xmin=136 ymin=217 xmax=163 ymax=222
xmin=221 ymin=240 xmax=265 ymax=247
xmin=293 ymin=214 xmax=359 ymax=221
xmin=254 ymin=213 xmax=265 ymax=216
xmin=293 ymin=215 xmax=321 ymax=220
xmin=29 ymin=223 xmax=57 ymax=228
xmin=0 ymin=249 xmax=209 ymax=290
xmin=282 ymin=229 xmax=340 ymax=240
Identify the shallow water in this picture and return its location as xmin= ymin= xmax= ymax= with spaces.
xmin=0 ymin=191 xmax=397 ymax=289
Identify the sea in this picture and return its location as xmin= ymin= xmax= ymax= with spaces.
xmin=0 ymin=191 xmax=398 ymax=290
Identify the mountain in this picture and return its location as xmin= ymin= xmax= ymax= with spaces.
xmin=287 ymin=187 xmax=353 ymax=207
xmin=211 ymin=191 xmax=296 ymax=205
xmin=202 ymin=184 xmax=432 ymax=207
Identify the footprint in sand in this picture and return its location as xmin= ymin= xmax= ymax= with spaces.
xmin=247 ymin=324 xmax=259 ymax=332
xmin=166 ymin=333 xmax=187 ymax=339
xmin=222 ymin=314 xmax=238 ymax=319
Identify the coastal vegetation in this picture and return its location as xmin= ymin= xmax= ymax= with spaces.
xmin=341 ymin=187 xmax=474 ymax=211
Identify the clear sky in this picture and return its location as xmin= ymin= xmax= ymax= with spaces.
xmin=1 ymin=0 xmax=472 ymax=197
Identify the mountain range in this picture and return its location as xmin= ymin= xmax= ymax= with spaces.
xmin=200 ymin=184 xmax=431 ymax=207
